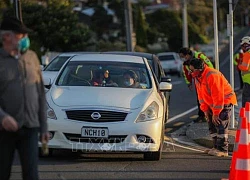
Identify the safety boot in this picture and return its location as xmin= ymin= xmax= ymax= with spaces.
xmin=204 ymin=147 xmax=216 ymax=154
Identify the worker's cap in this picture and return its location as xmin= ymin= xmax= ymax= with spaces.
xmin=189 ymin=58 xmax=204 ymax=70
xmin=240 ymin=36 xmax=250 ymax=45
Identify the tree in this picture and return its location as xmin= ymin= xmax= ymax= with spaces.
xmin=3 ymin=0 xmax=94 ymax=57
xmin=134 ymin=4 xmax=148 ymax=47
xmin=108 ymin=0 xmax=125 ymax=39
xmin=91 ymin=5 xmax=113 ymax=40
xmin=0 ymin=0 xmax=11 ymax=20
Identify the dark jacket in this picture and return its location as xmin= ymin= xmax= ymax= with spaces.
xmin=0 ymin=49 xmax=47 ymax=134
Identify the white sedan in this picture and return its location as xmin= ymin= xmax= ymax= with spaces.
xmin=44 ymin=54 xmax=172 ymax=161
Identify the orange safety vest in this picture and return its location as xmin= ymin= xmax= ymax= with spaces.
xmin=194 ymin=66 xmax=237 ymax=115
xmin=238 ymin=51 xmax=250 ymax=71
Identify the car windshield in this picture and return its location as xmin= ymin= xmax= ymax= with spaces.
xmin=44 ymin=56 xmax=70 ymax=71
xmin=56 ymin=61 xmax=152 ymax=89
xmin=158 ymin=55 xmax=175 ymax=61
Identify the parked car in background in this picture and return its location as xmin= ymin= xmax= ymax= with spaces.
xmin=43 ymin=54 xmax=172 ymax=161
xmin=103 ymin=51 xmax=171 ymax=122
xmin=157 ymin=52 xmax=183 ymax=77
xmin=42 ymin=53 xmax=73 ymax=87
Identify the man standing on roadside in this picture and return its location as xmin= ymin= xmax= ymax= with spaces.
xmin=0 ymin=17 xmax=49 ymax=180
xmin=189 ymin=58 xmax=237 ymax=157
xmin=179 ymin=47 xmax=214 ymax=123
xmin=233 ymin=49 xmax=244 ymax=90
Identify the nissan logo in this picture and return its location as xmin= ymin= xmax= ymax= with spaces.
xmin=91 ymin=112 xmax=101 ymax=120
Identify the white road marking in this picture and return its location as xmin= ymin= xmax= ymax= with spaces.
xmin=164 ymin=141 xmax=204 ymax=152
xmin=167 ymin=107 xmax=198 ymax=123
xmin=164 ymin=140 xmax=232 ymax=157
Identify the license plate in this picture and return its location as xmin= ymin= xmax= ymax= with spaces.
xmin=81 ymin=127 xmax=109 ymax=138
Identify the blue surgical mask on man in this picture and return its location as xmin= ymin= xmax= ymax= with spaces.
xmin=18 ymin=36 xmax=30 ymax=52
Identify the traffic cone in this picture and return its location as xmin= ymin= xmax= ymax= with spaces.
xmin=231 ymin=116 xmax=250 ymax=180
xmin=245 ymin=102 xmax=250 ymax=124
xmin=228 ymin=108 xmax=245 ymax=180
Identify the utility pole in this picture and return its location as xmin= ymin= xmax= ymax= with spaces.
xmin=228 ymin=0 xmax=235 ymax=128
xmin=213 ymin=0 xmax=219 ymax=70
xmin=13 ymin=0 xmax=22 ymax=22
xmin=124 ymin=0 xmax=133 ymax=51
xmin=182 ymin=0 xmax=188 ymax=47
xmin=245 ymin=8 xmax=249 ymax=26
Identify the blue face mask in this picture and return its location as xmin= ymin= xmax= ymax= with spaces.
xmin=18 ymin=36 xmax=30 ymax=52
xmin=124 ymin=78 xmax=133 ymax=87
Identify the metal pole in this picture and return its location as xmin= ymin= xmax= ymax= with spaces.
xmin=182 ymin=0 xmax=188 ymax=47
xmin=124 ymin=0 xmax=133 ymax=51
xmin=213 ymin=0 xmax=219 ymax=70
xmin=229 ymin=0 xmax=235 ymax=129
xmin=13 ymin=0 xmax=22 ymax=22
xmin=245 ymin=9 xmax=249 ymax=26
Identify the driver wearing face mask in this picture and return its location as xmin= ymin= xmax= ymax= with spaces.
xmin=123 ymin=70 xmax=141 ymax=88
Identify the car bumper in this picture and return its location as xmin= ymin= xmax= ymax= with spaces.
xmin=43 ymin=118 xmax=163 ymax=152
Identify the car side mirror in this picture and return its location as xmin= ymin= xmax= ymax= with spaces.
xmin=43 ymin=77 xmax=52 ymax=89
xmin=161 ymin=76 xmax=171 ymax=83
xmin=159 ymin=82 xmax=172 ymax=92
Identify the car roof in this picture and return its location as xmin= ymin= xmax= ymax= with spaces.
xmin=70 ymin=54 xmax=145 ymax=63
xmin=103 ymin=51 xmax=154 ymax=60
xmin=58 ymin=52 xmax=100 ymax=57
xmin=157 ymin=52 xmax=178 ymax=56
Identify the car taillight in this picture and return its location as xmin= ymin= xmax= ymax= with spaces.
xmin=175 ymin=60 xmax=178 ymax=64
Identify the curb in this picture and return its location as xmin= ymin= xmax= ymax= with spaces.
xmin=170 ymin=122 xmax=236 ymax=153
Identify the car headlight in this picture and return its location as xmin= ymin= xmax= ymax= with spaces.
xmin=135 ymin=101 xmax=159 ymax=123
xmin=47 ymin=102 xmax=57 ymax=120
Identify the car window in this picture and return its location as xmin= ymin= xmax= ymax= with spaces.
xmin=158 ymin=55 xmax=175 ymax=61
xmin=44 ymin=56 xmax=71 ymax=71
xmin=56 ymin=61 xmax=152 ymax=89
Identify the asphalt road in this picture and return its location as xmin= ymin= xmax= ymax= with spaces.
xmin=11 ymin=145 xmax=231 ymax=180
xmin=10 ymin=27 xmax=250 ymax=180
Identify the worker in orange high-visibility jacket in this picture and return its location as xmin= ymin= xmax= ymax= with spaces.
xmin=189 ymin=58 xmax=237 ymax=157
xmin=237 ymin=36 xmax=250 ymax=107
xmin=179 ymin=47 xmax=214 ymax=123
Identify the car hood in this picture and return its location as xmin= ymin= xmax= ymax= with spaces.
xmin=42 ymin=71 xmax=58 ymax=83
xmin=50 ymin=86 xmax=151 ymax=109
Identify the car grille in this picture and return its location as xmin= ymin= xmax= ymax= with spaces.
xmin=64 ymin=133 xmax=127 ymax=143
xmin=65 ymin=110 xmax=127 ymax=122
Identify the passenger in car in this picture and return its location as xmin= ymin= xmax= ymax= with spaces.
xmin=92 ymin=69 xmax=117 ymax=87
xmin=123 ymin=70 xmax=141 ymax=88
